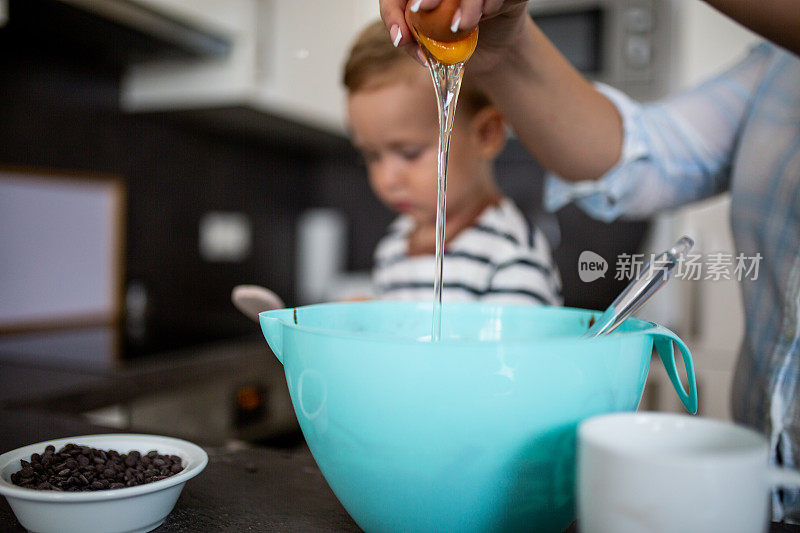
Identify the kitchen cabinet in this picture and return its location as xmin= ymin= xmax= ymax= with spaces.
xmin=57 ymin=0 xmax=235 ymax=59
xmin=121 ymin=0 xmax=380 ymax=134
xmin=123 ymin=0 xmax=249 ymax=35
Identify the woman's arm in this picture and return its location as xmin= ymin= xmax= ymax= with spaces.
xmin=378 ymin=0 xmax=785 ymax=190
xmin=473 ymin=17 xmax=623 ymax=183
xmin=545 ymin=44 xmax=774 ymax=221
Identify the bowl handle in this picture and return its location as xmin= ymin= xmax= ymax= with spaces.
xmin=259 ymin=311 xmax=290 ymax=365
xmin=649 ymin=325 xmax=698 ymax=414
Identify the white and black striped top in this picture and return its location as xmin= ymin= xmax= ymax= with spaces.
xmin=373 ymin=198 xmax=562 ymax=306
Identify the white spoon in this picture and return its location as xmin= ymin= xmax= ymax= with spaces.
xmin=231 ymin=285 xmax=286 ymax=322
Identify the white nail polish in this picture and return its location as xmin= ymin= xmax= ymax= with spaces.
xmin=410 ymin=0 xmax=422 ymax=13
xmin=450 ymin=10 xmax=461 ymax=33
xmin=391 ymin=25 xmax=402 ymax=47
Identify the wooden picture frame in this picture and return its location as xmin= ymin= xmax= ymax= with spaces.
xmin=0 ymin=166 xmax=126 ymax=336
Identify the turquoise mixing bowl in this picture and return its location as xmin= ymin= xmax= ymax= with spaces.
xmin=260 ymin=302 xmax=696 ymax=533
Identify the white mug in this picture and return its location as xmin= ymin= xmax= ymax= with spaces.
xmin=577 ymin=412 xmax=800 ymax=533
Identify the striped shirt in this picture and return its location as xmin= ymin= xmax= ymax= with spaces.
xmin=545 ymin=42 xmax=800 ymax=522
xmin=373 ymin=198 xmax=562 ymax=306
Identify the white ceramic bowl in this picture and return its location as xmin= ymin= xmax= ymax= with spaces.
xmin=0 ymin=434 xmax=208 ymax=533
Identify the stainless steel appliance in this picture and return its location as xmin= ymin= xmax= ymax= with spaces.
xmin=529 ymin=0 xmax=677 ymax=101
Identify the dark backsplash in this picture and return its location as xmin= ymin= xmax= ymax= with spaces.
xmin=0 ymin=0 xmax=316 ymax=354
xmin=0 ymin=0 xmax=647 ymax=357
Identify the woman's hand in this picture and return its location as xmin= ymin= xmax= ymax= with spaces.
xmin=379 ymin=0 xmax=529 ymax=74
xmin=380 ymin=0 xmax=624 ymax=182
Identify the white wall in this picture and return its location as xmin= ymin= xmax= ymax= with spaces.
xmin=672 ymin=0 xmax=761 ymax=90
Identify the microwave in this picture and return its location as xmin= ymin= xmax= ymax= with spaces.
xmin=529 ymin=0 xmax=677 ymax=101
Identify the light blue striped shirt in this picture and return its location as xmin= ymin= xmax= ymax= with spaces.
xmin=546 ymin=42 xmax=800 ymax=522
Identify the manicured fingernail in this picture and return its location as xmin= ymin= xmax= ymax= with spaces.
xmin=416 ymin=47 xmax=428 ymax=66
xmin=450 ymin=9 xmax=461 ymax=32
xmin=390 ymin=24 xmax=402 ymax=47
xmin=409 ymin=0 xmax=422 ymax=13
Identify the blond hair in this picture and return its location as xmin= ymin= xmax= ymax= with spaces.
xmin=342 ymin=20 xmax=491 ymax=116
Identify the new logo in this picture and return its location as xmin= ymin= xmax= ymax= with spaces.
xmin=578 ymin=251 xmax=608 ymax=282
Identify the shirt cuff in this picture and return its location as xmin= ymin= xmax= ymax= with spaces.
xmin=544 ymin=82 xmax=649 ymax=222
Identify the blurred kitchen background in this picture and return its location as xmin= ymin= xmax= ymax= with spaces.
xmin=0 ymin=0 xmax=759 ymax=443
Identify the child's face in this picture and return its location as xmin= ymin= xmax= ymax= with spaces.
xmin=347 ymin=68 xmax=495 ymax=228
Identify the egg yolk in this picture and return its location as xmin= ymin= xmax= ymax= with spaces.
xmin=416 ymin=27 xmax=478 ymax=65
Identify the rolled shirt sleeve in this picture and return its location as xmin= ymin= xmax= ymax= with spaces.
xmin=544 ymin=43 xmax=774 ymax=222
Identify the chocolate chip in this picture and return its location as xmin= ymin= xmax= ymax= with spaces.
xmin=10 ymin=443 xmax=184 ymax=492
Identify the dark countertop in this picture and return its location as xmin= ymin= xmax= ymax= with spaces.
xmin=0 ymin=347 xmax=361 ymax=532
xmin=1 ymin=351 xmax=799 ymax=533
xmin=0 ymin=405 xmax=360 ymax=532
